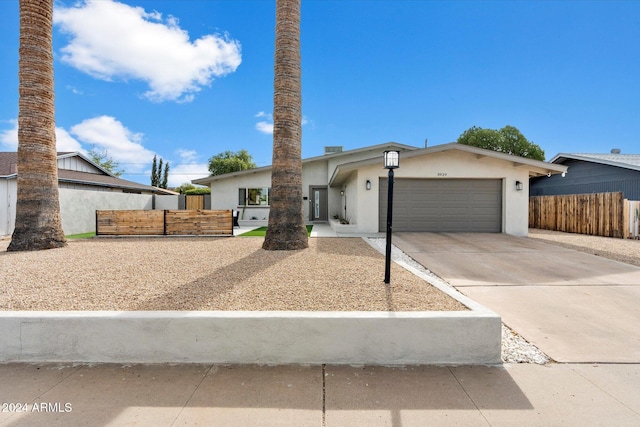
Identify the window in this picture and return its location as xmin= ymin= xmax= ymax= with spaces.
xmin=238 ymin=187 xmax=270 ymax=206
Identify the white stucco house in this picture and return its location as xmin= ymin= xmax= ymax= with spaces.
xmin=1 ymin=151 xmax=174 ymax=236
xmin=192 ymin=142 xmax=567 ymax=236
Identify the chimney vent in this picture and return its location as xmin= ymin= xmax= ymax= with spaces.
xmin=324 ymin=146 xmax=343 ymax=155
xmin=611 ymin=148 xmax=621 ymax=154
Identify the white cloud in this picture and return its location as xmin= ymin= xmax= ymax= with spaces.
xmin=0 ymin=119 xmax=84 ymax=153
xmin=167 ymin=162 xmax=209 ymax=188
xmin=254 ymin=111 xmax=311 ymax=135
xmin=0 ymin=120 xmax=17 ymax=150
xmin=255 ymin=111 xmax=273 ymax=134
xmin=256 ymin=121 xmax=274 ymax=134
xmin=56 ymin=127 xmax=86 ymax=153
xmin=176 ymin=148 xmax=199 ymax=163
xmin=69 ymin=116 xmax=155 ymax=172
xmin=54 ymin=0 xmax=242 ymax=103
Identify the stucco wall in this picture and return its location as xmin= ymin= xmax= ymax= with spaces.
xmin=59 ymin=188 xmax=153 ymax=235
xmin=356 ymin=150 xmax=531 ymax=236
xmin=0 ymin=180 xmax=16 ymax=236
xmin=155 ymin=195 xmax=179 ymax=210
xmin=210 ymin=170 xmax=272 ymax=221
xmin=207 ymin=160 xmax=333 ymax=223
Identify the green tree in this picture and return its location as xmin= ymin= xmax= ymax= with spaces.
xmin=208 ymin=149 xmax=257 ymax=176
xmin=88 ymin=148 xmax=124 ymax=176
xmin=9 ymin=0 xmax=67 ymax=251
xmin=150 ymin=155 xmax=169 ymax=188
xmin=263 ymin=0 xmax=308 ymax=250
xmin=151 ymin=155 xmax=159 ymax=186
xmin=457 ymin=125 xmax=545 ymax=161
xmin=161 ymin=161 xmax=169 ymax=189
xmin=175 ymin=182 xmax=196 ymax=194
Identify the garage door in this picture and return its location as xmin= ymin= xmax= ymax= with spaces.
xmin=379 ymin=178 xmax=502 ymax=232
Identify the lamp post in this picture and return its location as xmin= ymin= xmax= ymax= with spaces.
xmin=383 ymin=150 xmax=399 ymax=284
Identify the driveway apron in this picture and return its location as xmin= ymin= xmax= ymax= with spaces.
xmin=393 ymin=232 xmax=640 ymax=363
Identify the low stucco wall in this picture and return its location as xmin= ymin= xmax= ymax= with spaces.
xmin=59 ymin=189 xmax=152 ymax=235
xmin=0 ymin=310 xmax=500 ymax=365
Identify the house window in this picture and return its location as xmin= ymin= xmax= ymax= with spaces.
xmin=238 ymin=187 xmax=270 ymax=206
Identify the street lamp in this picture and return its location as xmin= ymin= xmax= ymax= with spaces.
xmin=383 ymin=150 xmax=399 ymax=284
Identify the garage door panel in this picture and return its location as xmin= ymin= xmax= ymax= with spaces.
xmin=379 ymin=178 xmax=502 ymax=232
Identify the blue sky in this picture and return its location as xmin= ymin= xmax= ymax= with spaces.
xmin=1 ymin=0 xmax=639 ymax=187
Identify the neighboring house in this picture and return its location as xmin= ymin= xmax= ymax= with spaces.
xmin=1 ymin=151 xmax=172 ymax=236
xmin=530 ymin=150 xmax=640 ymax=200
xmin=192 ymin=142 xmax=567 ymax=236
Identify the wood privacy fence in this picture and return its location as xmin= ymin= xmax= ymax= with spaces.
xmin=96 ymin=210 xmax=233 ymax=236
xmin=528 ymin=192 xmax=632 ymax=238
xmin=628 ymin=200 xmax=640 ymax=239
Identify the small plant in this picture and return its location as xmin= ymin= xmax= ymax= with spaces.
xmin=339 ymin=216 xmax=351 ymax=225
xmin=331 ymin=212 xmax=340 ymax=220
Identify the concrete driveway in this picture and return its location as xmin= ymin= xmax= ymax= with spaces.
xmin=393 ymin=232 xmax=640 ymax=363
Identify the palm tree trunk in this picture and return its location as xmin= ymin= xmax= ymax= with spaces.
xmin=263 ymin=0 xmax=308 ymax=250
xmin=8 ymin=0 xmax=67 ymax=251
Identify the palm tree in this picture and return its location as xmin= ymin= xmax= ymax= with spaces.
xmin=263 ymin=0 xmax=308 ymax=250
xmin=8 ymin=0 xmax=67 ymax=251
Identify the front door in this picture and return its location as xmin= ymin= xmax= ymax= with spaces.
xmin=310 ymin=187 xmax=328 ymax=221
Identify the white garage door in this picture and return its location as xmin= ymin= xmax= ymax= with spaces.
xmin=379 ymin=178 xmax=502 ymax=232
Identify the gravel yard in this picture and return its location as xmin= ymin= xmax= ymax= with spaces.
xmin=528 ymin=228 xmax=640 ymax=267
xmin=0 ymin=237 xmax=466 ymax=312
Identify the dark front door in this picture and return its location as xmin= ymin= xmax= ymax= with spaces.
xmin=310 ymin=187 xmax=328 ymax=221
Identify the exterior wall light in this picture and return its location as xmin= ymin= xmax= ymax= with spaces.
xmin=366 ymin=179 xmax=372 ymax=190
xmin=516 ymin=180 xmax=523 ymax=191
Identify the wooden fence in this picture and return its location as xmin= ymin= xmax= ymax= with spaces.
xmin=529 ymin=192 xmax=628 ymax=238
xmin=96 ymin=210 xmax=233 ymax=236
xmin=626 ymin=200 xmax=640 ymax=239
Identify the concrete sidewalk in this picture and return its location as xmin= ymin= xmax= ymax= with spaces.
xmin=1 ymin=362 xmax=639 ymax=426
xmin=393 ymin=232 xmax=640 ymax=363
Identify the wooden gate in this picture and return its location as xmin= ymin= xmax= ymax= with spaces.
xmin=186 ymin=195 xmax=204 ymax=210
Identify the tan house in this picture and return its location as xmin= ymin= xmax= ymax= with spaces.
xmin=193 ymin=142 xmax=567 ymax=236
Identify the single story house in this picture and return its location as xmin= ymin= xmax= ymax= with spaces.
xmin=1 ymin=151 xmax=173 ymax=236
xmin=530 ymin=150 xmax=640 ymax=200
xmin=193 ymin=142 xmax=567 ymax=236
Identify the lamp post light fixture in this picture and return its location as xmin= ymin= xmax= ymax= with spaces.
xmin=383 ymin=150 xmax=399 ymax=284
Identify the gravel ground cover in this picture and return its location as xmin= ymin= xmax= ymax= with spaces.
xmin=0 ymin=237 xmax=466 ymax=312
xmin=528 ymin=228 xmax=640 ymax=267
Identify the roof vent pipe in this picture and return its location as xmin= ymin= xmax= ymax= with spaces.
xmin=611 ymin=148 xmax=621 ymax=154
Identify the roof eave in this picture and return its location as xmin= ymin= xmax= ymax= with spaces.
xmin=550 ymin=153 xmax=640 ymax=172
